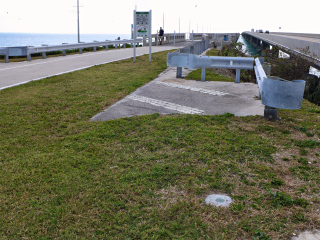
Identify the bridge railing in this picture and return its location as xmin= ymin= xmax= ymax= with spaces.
xmin=242 ymin=31 xmax=320 ymax=67
xmin=0 ymin=39 xmax=142 ymax=63
xmin=149 ymin=33 xmax=186 ymax=46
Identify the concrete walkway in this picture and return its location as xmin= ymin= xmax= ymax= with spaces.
xmin=0 ymin=45 xmax=178 ymax=90
xmin=91 ymin=67 xmax=264 ymax=121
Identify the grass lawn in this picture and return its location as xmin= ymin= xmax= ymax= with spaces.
xmin=0 ymin=50 xmax=320 ymax=239
xmin=185 ymin=49 xmax=236 ymax=82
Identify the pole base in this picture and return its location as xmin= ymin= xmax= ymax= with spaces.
xmin=264 ymin=106 xmax=277 ymax=120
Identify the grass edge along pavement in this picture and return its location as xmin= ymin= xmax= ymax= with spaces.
xmin=0 ymin=50 xmax=320 ymax=239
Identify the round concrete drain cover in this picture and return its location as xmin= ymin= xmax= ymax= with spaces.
xmin=205 ymin=194 xmax=232 ymax=207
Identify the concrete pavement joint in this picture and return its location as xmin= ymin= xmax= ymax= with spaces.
xmin=127 ymin=95 xmax=204 ymax=114
xmin=155 ymin=81 xmax=229 ymax=96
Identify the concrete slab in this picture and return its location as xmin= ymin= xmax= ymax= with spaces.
xmin=292 ymin=230 xmax=320 ymax=240
xmin=91 ymin=67 xmax=264 ymax=121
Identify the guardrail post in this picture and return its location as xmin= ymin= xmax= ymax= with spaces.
xmin=41 ymin=45 xmax=47 ymax=59
xmin=201 ymin=68 xmax=206 ymax=82
xmin=5 ymin=48 xmax=9 ymax=63
xmin=177 ymin=67 xmax=182 ymax=78
xmin=235 ymin=69 xmax=241 ymax=83
xmin=93 ymin=47 xmax=97 ymax=52
xmin=62 ymin=50 xmax=66 ymax=56
xmin=106 ymin=46 xmax=108 ymax=51
xmin=27 ymin=54 xmax=31 ymax=61
xmin=79 ymin=48 xmax=83 ymax=54
xmin=264 ymin=106 xmax=277 ymax=120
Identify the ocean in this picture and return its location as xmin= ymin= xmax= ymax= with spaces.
xmin=0 ymin=32 xmax=131 ymax=47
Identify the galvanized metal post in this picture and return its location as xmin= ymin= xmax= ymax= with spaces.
xmin=235 ymin=69 xmax=241 ymax=83
xmin=133 ymin=10 xmax=137 ymax=62
xmin=201 ymin=68 xmax=206 ymax=82
xmin=149 ymin=10 xmax=152 ymax=62
xmin=264 ymin=106 xmax=277 ymax=120
xmin=77 ymin=0 xmax=80 ymax=43
xmin=177 ymin=67 xmax=182 ymax=78
xmin=42 ymin=52 xmax=46 ymax=59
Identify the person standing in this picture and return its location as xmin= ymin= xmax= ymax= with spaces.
xmin=159 ymin=27 xmax=164 ymax=45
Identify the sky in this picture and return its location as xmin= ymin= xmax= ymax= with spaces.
xmin=0 ymin=0 xmax=319 ymax=35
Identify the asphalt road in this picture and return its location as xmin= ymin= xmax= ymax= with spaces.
xmin=0 ymin=45 xmax=178 ymax=90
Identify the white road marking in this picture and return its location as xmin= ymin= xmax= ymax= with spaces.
xmin=127 ymin=95 xmax=204 ymax=114
xmin=155 ymin=81 xmax=228 ymax=96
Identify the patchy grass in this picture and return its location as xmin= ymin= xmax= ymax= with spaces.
xmin=0 ymin=50 xmax=320 ymax=239
xmin=206 ymin=49 xmax=220 ymax=56
xmin=185 ymin=68 xmax=234 ymax=82
xmin=185 ymin=48 xmax=235 ymax=82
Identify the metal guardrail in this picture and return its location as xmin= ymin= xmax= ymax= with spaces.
xmin=179 ymin=40 xmax=210 ymax=55
xmin=0 ymin=39 xmax=142 ymax=63
xmin=254 ymin=58 xmax=306 ymax=119
xmin=151 ymin=33 xmax=186 ymax=46
xmin=254 ymin=58 xmax=267 ymax=96
xmin=167 ymin=52 xmax=254 ymax=82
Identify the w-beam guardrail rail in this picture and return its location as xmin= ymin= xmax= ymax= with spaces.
xmin=254 ymin=58 xmax=306 ymax=119
xmin=167 ymin=52 xmax=254 ymax=83
xmin=0 ymin=39 xmax=142 ymax=63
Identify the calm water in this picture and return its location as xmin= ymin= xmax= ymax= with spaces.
xmin=237 ymin=34 xmax=320 ymax=77
xmin=237 ymin=35 xmax=257 ymax=56
xmin=0 ymin=32 xmax=131 ymax=47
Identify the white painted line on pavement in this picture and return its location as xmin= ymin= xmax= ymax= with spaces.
xmin=155 ymin=81 xmax=229 ymax=96
xmin=0 ymin=80 xmax=33 ymax=91
xmin=127 ymin=95 xmax=204 ymax=114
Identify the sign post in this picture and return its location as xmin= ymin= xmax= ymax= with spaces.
xmin=133 ymin=10 xmax=152 ymax=62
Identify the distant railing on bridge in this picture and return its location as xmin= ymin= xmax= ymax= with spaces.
xmin=242 ymin=31 xmax=320 ymax=68
xmin=143 ymin=32 xmax=240 ymax=46
xmin=0 ymin=39 xmax=142 ymax=63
